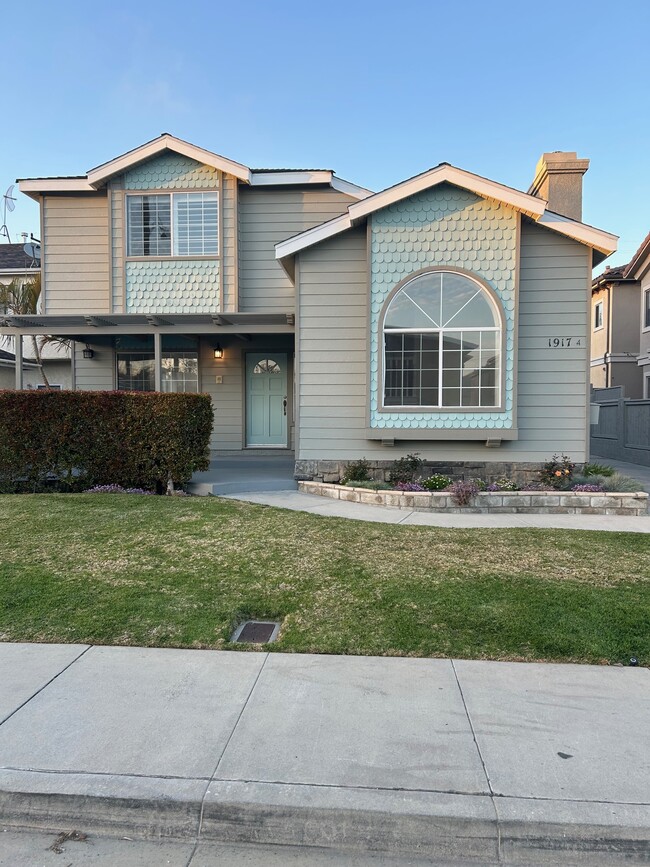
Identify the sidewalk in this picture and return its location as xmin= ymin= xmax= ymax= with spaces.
xmin=0 ymin=643 xmax=648 ymax=864
xmin=222 ymin=489 xmax=650 ymax=533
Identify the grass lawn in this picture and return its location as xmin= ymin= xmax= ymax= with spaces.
xmin=0 ymin=494 xmax=648 ymax=665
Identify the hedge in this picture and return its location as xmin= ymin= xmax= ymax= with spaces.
xmin=0 ymin=390 xmax=213 ymax=493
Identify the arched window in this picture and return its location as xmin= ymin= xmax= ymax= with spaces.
xmin=383 ymin=271 xmax=501 ymax=408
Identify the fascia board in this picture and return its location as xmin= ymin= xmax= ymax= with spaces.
xmin=348 ymin=165 xmax=547 ymax=223
xmin=18 ymin=178 xmax=95 ymax=198
xmin=330 ymin=177 xmax=374 ymax=200
xmin=537 ymin=211 xmax=618 ymax=255
xmin=87 ymin=135 xmax=251 ymax=186
xmin=275 ymin=213 xmax=352 ymax=260
xmin=250 ymin=171 xmax=333 ymax=186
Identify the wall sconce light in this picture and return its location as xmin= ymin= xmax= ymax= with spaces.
xmin=82 ymin=345 xmax=95 ymax=359
xmin=213 ymin=344 xmax=224 ymax=360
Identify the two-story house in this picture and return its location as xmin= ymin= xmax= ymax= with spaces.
xmin=3 ymin=136 xmax=617 ymax=480
xmin=625 ymin=233 xmax=650 ymax=398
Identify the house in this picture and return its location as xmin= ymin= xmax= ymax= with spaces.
xmin=625 ymin=232 xmax=650 ymax=398
xmin=0 ymin=241 xmax=40 ymax=287
xmin=2 ymin=135 xmax=617 ymax=481
xmin=591 ymin=264 xmax=643 ymax=397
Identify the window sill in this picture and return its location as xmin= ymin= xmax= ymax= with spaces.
xmin=126 ymin=255 xmax=220 ymax=262
xmin=365 ymin=427 xmax=518 ymax=441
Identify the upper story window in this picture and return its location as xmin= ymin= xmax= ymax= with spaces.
xmin=126 ymin=192 xmax=218 ymax=257
xmin=594 ymin=300 xmax=604 ymax=330
xmin=382 ymin=270 xmax=501 ymax=409
xmin=644 ymin=289 xmax=650 ymax=329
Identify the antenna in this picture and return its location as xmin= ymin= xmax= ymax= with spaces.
xmin=1 ymin=185 xmax=16 ymax=243
xmin=23 ymin=241 xmax=41 ymax=267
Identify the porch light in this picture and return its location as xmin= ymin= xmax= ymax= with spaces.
xmin=82 ymin=345 xmax=94 ymax=359
xmin=213 ymin=344 xmax=224 ymax=360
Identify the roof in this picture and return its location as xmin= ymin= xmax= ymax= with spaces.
xmin=624 ymin=231 xmax=650 ymax=280
xmin=0 ymin=243 xmax=40 ymax=274
xmin=18 ymin=134 xmax=373 ymax=201
xmin=275 ymin=162 xmax=618 ymax=271
xmin=592 ymin=264 xmax=632 ymax=289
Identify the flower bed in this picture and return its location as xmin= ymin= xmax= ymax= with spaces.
xmin=298 ymin=482 xmax=648 ymax=516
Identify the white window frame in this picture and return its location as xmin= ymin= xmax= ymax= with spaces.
xmin=594 ymin=300 xmax=604 ymax=331
xmin=381 ymin=270 xmax=503 ymax=411
xmin=126 ymin=190 xmax=219 ymax=259
xmin=644 ymin=288 xmax=650 ymax=331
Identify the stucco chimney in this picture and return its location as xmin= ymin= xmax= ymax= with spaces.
xmin=528 ymin=151 xmax=590 ymax=221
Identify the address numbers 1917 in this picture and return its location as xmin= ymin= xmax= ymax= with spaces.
xmin=548 ymin=337 xmax=582 ymax=348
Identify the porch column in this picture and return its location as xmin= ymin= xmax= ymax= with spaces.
xmin=15 ymin=334 xmax=23 ymax=390
xmin=153 ymin=331 xmax=162 ymax=391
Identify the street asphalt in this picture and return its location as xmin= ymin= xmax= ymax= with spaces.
xmin=0 ymin=644 xmax=648 ymax=864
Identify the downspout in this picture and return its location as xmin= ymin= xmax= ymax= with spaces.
xmin=606 ymin=283 xmax=612 ymax=387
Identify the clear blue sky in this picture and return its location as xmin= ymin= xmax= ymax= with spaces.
xmin=2 ymin=0 xmax=648 ymax=269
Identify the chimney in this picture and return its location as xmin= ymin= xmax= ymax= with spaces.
xmin=528 ymin=151 xmax=589 ymax=221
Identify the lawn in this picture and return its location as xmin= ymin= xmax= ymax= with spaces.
xmin=0 ymin=494 xmax=648 ymax=665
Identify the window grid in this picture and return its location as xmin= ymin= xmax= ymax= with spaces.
xmin=117 ymin=352 xmax=199 ymax=393
xmin=384 ymin=329 xmax=500 ymax=408
xmin=594 ymin=301 xmax=604 ymax=330
xmin=127 ymin=192 xmax=218 ymax=258
xmin=645 ymin=290 xmax=650 ymax=329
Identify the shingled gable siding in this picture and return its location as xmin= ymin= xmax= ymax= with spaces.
xmin=43 ymin=194 xmax=110 ymax=314
xmin=296 ymin=220 xmax=591 ymax=463
xmin=238 ymin=187 xmax=354 ymax=312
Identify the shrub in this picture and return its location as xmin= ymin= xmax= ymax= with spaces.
xmin=83 ymin=484 xmax=155 ymax=495
xmin=583 ymin=462 xmax=615 ymax=477
xmin=394 ymin=481 xmax=426 ymax=492
xmin=539 ymin=454 xmax=575 ymax=489
xmin=388 ymin=453 xmax=424 ymax=485
xmin=486 ymin=476 xmax=519 ymax=492
xmin=602 ymin=473 xmax=646 ymax=493
xmin=446 ymin=479 xmax=479 ymax=507
xmin=0 ymin=391 xmax=213 ymax=493
xmin=343 ymin=480 xmax=391 ymax=491
xmin=341 ymin=458 xmax=372 ymax=484
xmin=421 ymin=473 xmax=451 ymax=491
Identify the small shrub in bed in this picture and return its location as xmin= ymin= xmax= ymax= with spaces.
xmin=343 ymin=480 xmax=391 ymax=491
xmin=602 ymin=473 xmax=646 ymax=493
xmin=388 ymin=453 xmax=424 ymax=485
xmin=341 ymin=458 xmax=372 ymax=484
xmin=421 ymin=474 xmax=451 ymax=491
xmin=539 ymin=454 xmax=575 ymax=489
xmin=446 ymin=479 xmax=479 ymax=507
xmin=583 ymin=462 xmax=615 ymax=477
xmin=486 ymin=476 xmax=519 ymax=492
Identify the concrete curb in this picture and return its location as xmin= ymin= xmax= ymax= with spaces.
xmin=1 ymin=771 xmax=649 ymax=864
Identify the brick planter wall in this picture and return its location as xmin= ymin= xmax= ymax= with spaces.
xmin=298 ymin=482 xmax=649 ymax=516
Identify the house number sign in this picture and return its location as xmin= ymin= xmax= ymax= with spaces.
xmin=547 ymin=337 xmax=582 ymax=348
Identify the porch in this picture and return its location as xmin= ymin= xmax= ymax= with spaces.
xmin=188 ymin=453 xmax=297 ymax=495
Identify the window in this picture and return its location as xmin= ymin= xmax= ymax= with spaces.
xmin=36 ymin=384 xmax=62 ymax=390
xmin=594 ymin=300 xmax=604 ymax=330
xmin=382 ymin=271 xmax=501 ymax=408
xmin=645 ymin=289 xmax=650 ymax=329
xmin=127 ymin=192 xmax=218 ymax=257
xmin=116 ymin=337 xmax=199 ymax=392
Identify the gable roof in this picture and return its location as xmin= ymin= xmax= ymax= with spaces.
xmin=624 ymin=231 xmax=650 ymax=280
xmin=18 ymin=134 xmax=373 ymax=201
xmin=275 ymin=163 xmax=618 ymax=271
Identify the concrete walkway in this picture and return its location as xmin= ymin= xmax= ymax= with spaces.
xmin=222 ymin=489 xmax=650 ymax=533
xmin=0 ymin=644 xmax=648 ymax=864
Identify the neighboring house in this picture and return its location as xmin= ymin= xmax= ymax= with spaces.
xmin=2 ymin=135 xmax=617 ymax=479
xmin=625 ymin=232 xmax=650 ymax=398
xmin=590 ymin=264 xmax=643 ymax=397
xmin=0 ymin=344 xmax=71 ymax=390
xmin=0 ymin=241 xmax=40 ymax=287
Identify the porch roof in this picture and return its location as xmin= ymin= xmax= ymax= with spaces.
xmin=0 ymin=312 xmax=295 ymax=336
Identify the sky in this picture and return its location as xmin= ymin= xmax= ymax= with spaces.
xmin=2 ymin=0 xmax=649 ymax=270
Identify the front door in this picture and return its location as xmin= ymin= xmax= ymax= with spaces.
xmin=245 ymin=353 xmax=288 ymax=447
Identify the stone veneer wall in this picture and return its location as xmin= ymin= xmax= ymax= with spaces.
xmin=298 ymin=482 xmax=649 ymax=517
xmin=294 ymin=459 xmax=542 ymax=486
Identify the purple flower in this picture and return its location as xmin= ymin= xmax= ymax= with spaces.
xmin=571 ymin=484 xmax=604 ymax=493
xmin=394 ymin=481 xmax=426 ymax=492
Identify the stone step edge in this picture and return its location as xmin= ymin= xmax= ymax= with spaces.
xmin=1 ymin=771 xmax=649 ymax=863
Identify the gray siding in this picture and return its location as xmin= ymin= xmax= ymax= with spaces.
xmin=221 ymin=175 xmax=238 ymax=312
xmin=74 ymin=339 xmax=115 ymax=390
xmin=296 ymin=218 xmax=591 ymax=463
xmin=110 ymin=183 xmax=125 ymax=313
xmin=238 ymin=187 xmax=353 ymax=312
xmin=43 ymin=194 xmax=110 ymax=314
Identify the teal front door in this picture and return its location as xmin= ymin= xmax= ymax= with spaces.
xmin=245 ymin=353 xmax=288 ymax=447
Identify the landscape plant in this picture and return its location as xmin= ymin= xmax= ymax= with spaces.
xmin=539 ymin=454 xmax=576 ymax=489
xmin=486 ymin=476 xmax=519 ymax=492
xmin=583 ymin=462 xmax=615 ymax=477
xmin=341 ymin=458 xmax=372 ymax=484
xmin=446 ymin=479 xmax=479 ymax=506
xmin=388 ymin=453 xmax=424 ymax=485
xmin=421 ymin=474 xmax=451 ymax=491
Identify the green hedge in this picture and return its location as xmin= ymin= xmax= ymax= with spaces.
xmin=0 ymin=390 xmax=213 ymax=492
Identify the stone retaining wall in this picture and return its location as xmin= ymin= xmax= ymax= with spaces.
xmin=295 ymin=459 xmax=542 ymax=486
xmin=298 ymin=482 xmax=649 ymax=516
